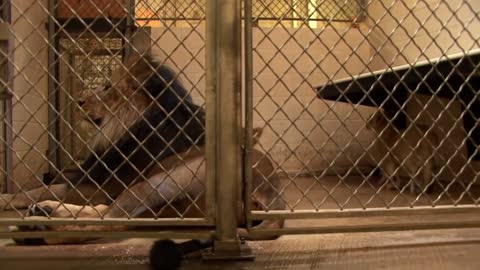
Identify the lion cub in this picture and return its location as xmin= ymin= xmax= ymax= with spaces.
xmin=366 ymin=110 xmax=439 ymax=194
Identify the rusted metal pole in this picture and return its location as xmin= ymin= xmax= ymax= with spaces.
xmin=205 ymin=0 xmax=252 ymax=259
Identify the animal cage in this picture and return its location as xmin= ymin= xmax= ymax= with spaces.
xmin=0 ymin=0 xmax=479 ymax=259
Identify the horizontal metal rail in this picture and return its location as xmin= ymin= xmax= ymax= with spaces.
xmin=0 ymin=217 xmax=212 ymax=226
xmin=247 ymin=220 xmax=480 ymax=238
xmin=0 ymin=230 xmax=214 ymax=239
xmin=250 ymin=205 xmax=480 ymax=220
xmin=136 ymin=17 xmax=357 ymax=22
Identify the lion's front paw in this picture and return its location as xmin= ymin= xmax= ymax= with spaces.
xmin=28 ymin=200 xmax=106 ymax=218
xmin=27 ymin=201 xmax=56 ymax=217
xmin=13 ymin=201 xmax=111 ymax=245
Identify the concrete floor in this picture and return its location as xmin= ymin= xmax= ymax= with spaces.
xmin=1 ymin=176 xmax=479 ymax=269
xmin=278 ymin=175 xmax=480 ymax=209
xmin=1 ymin=229 xmax=480 ymax=269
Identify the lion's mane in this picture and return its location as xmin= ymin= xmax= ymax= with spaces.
xmin=71 ymin=56 xmax=205 ymax=187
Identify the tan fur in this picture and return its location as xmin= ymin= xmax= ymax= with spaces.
xmin=1 ymin=56 xmax=284 ymax=244
xmin=367 ymin=110 xmax=439 ymax=194
xmin=77 ymin=59 xmax=152 ymax=150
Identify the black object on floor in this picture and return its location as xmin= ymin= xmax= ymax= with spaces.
xmin=149 ymin=239 xmax=214 ymax=270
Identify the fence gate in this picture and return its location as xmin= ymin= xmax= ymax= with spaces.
xmin=243 ymin=0 xmax=480 ymax=238
xmin=0 ymin=0 xmax=246 ymax=246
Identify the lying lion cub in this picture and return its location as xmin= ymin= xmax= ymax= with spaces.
xmin=366 ymin=109 xmax=439 ymax=194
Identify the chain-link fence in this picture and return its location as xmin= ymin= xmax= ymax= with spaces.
xmin=0 ymin=0 xmax=216 ymax=242
xmin=244 ymin=0 xmax=480 ymax=236
xmin=0 ymin=0 xmax=479 ymax=247
xmin=135 ymin=0 xmax=362 ymax=27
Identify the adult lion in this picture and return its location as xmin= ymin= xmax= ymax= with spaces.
xmin=1 ymin=55 xmax=284 ymax=245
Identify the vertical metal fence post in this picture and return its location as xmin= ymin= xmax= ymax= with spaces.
xmin=243 ymin=0 xmax=254 ymax=234
xmin=205 ymin=0 xmax=217 ymax=225
xmin=0 ymin=0 xmax=12 ymax=193
xmin=205 ymin=0 xmax=253 ymax=259
xmin=124 ymin=0 xmax=135 ymax=56
xmin=214 ymin=0 xmax=240 ymax=243
xmin=47 ymin=0 xmax=60 ymax=175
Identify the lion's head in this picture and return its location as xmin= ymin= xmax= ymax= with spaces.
xmin=78 ymin=57 xmax=155 ymax=121
xmin=77 ymin=56 xmax=188 ymax=150
xmin=76 ymin=55 xmax=202 ymax=153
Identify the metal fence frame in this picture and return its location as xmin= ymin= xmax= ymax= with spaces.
xmin=0 ymin=0 xmax=242 ymax=244
xmin=0 ymin=0 xmax=12 ymax=194
xmin=0 ymin=0 xmax=478 ymax=257
xmin=134 ymin=0 xmax=366 ymax=24
xmin=242 ymin=0 xmax=480 ymax=238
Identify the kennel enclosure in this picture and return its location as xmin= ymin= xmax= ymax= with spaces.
xmin=0 ymin=0 xmax=479 ymax=257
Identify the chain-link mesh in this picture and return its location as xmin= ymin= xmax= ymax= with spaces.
xmin=0 ymin=0 xmax=209 ymax=235
xmin=0 ymin=0 xmax=479 ymax=242
xmin=59 ymin=36 xmax=123 ymax=162
xmin=136 ymin=0 xmax=206 ymax=21
xmin=135 ymin=0 xmax=361 ymax=27
xmin=253 ymin=0 xmax=361 ymax=21
xmin=246 ymin=0 xmax=480 ymax=220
